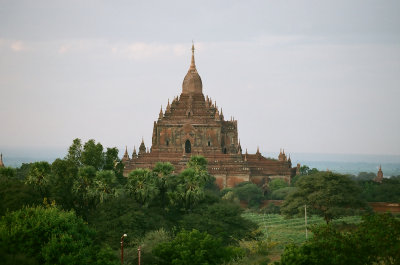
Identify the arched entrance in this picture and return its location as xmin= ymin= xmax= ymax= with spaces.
xmin=185 ymin=140 xmax=191 ymax=153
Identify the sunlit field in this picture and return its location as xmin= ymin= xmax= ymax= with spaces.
xmin=242 ymin=212 xmax=362 ymax=261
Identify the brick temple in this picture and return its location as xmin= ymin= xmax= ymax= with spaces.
xmin=123 ymin=44 xmax=298 ymax=188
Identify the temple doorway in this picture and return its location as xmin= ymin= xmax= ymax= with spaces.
xmin=185 ymin=140 xmax=191 ymax=153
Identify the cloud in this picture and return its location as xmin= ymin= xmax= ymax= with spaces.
xmin=10 ymin=41 xmax=28 ymax=52
xmin=58 ymin=44 xmax=71 ymax=54
xmin=111 ymin=42 xmax=192 ymax=60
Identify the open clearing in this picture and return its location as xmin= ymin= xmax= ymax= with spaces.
xmin=242 ymin=212 xmax=362 ymax=262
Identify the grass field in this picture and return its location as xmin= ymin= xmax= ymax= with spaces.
xmin=242 ymin=212 xmax=362 ymax=261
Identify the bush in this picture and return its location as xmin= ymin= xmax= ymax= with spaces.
xmin=270 ymin=187 xmax=296 ymax=200
xmin=233 ymin=182 xmax=264 ymax=208
xmin=269 ymin=179 xmax=288 ymax=191
xmin=0 ymin=205 xmax=119 ymax=265
xmin=153 ymin=229 xmax=245 ymax=265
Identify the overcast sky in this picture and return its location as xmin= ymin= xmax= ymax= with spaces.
xmin=1 ymin=0 xmax=399 ymax=158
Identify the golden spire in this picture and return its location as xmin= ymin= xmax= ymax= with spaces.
xmin=189 ymin=42 xmax=196 ymax=72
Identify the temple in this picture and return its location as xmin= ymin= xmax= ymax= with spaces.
xmin=123 ymin=44 xmax=298 ymax=188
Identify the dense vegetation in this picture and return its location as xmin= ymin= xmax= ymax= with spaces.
xmin=1 ymin=140 xmax=399 ymax=264
xmin=0 ymin=138 xmax=260 ymax=264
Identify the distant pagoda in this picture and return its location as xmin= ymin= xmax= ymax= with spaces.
xmin=0 ymin=153 xmax=4 ymax=168
xmin=374 ymin=165 xmax=383 ymax=183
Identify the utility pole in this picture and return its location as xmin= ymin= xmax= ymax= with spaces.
xmin=305 ymin=205 xmax=308 ymax=240
xmin=121 ymin=234 xmax=127 ymax=264
xmin=138 ymin=245 xmax=141 ymax=265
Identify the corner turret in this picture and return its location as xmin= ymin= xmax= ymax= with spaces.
xmin=139 ymin=138 xmax=146 ymax=155
xmin=122 ymin=146 xmax=130 ymax=162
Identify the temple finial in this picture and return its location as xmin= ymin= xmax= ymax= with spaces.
xmin=190 ymin=42 xmax=196 ymax=71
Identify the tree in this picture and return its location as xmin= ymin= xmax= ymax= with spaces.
xmin=153 ymin=162 xmax=175 ymax=207
xmin=357 ymin=177 xmax=400 ymax=202
xmin=103 ymin=147 xmax=124 ymax=179
xmin=25 ymin=161 xmax=52 ymax=197
xmin=233 ymin=182 xmax=264 ymax=208
xmin=15 ymin=163 xmax=31 ymax=180
xmin=168 ymin=168 xmax=206 ymax=211
xmin=281 ymin=172 xmax=367 ymax=224
xmin=0 ymin=205 xmax=118 ymax=265
xmin=49 ymin=158 xmax=78 ymax=210
xmin=268 ymin=178 xmax=288 ymax=191
xmin=278 ymin=213 xmax=400 ymax=265
xmin=126 ymin=169 xmax=159 ymax=206
xmin=65 ymin=138 xmax=83 ymax=168
xmin=81 ymin=139 xmax=104 ymax=170
xmin=153 ymin=229 xmax=244 ymax=265
xmin=153 ymin=162 xmax=175 ymax=178
xmin=179 ymin=201 xmax=259 ymax=245
xmin=270 ymin=187 xmax=296 ymax=200
xmin=0 ymin=178 xmax=41 ymax=216
xmin=91 ymin=170 xmax=118 ymax=203
xmin=72 ymin=166 xmax=97 ymax=215
xmin=299 ymin=165 xmax=319 ymax=176
xmin=0 ymin=167 xmax=16 ymax=179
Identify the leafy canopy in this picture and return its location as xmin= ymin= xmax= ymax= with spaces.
xmin=281 ymin=172 xmax=367 ymax=223
xmin=279 ymin=213 xmax=400 ymax=265
xmin=0 ymin=205 xmax=118 ymax=265
xmin=153 ymin=229 xmax=244 ymax=265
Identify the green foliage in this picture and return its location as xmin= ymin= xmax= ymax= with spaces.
xmin=153 ymin=229 xmax=245 ymax=265
xmin=281 ymin=172 xmax=367 ymax=223
xmin=269 ymin=179 xmax=288 ymax=191
xmin=186 ymin=155 xmax=208 ymax=173
xmin=270 ymin=187 xmax=296 ymax=200
xmin=299 ymin=165 xmax=319 ymax=176
xmin=357 ymin=177 xmax=400 ymax=202
xmin=0 ymin=178 xmax=41 ymax=216
xmin=168 ymin=167 xmax=208 ymax=211
xmin=179 ymin=201 xmax=259 ymax=245
xmin=72 ymin=166 xmax=97 ymax=215
xmin=25 ymin=161 xmax=52 ymax=196
xmin=127 ymin=168 xmax=159 ymax=206
xmin=235 ymin=240 xmax=271 ymax=264
xmin=81 ymin=139 xmax=105 ymax=170
xmin=0 ymin=205 xmax=118 ymax=265
xmin=0 ymin=167 xmax=16 ymax=179
xmin=153 ymin=162 xmax=175 ymax=178
xmin=124 ymin=229 xmax=172 ymax=265
xmin=355 ymin=171 xmax=376 ymax=181
xmin=222 ymin=190 xmax=240 ymax=204
xmin=233 ymin=182 xmax=264 ymax=208
xmin=278 ymin=213 xmax=400 ymax=265
xmin=242 ymin=212 xmax=362 ymax=253
xmin=87 ymin=195 xmax=171 ymax=250
xmin=262 ymin=203 xmax=281 ymax=214
xmin=104 ymin=147 xmax=124 ymax=180
xmin=92 ymin=170 xmax=119 ymax=203
xmin=65 ymin=138 xmax=82 ymax=167
xmin=49 ymin=158 xmax=77 ymax=210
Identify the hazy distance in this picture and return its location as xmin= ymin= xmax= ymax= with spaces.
xmin=1 ymin=1 xmax=399 ymax=164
